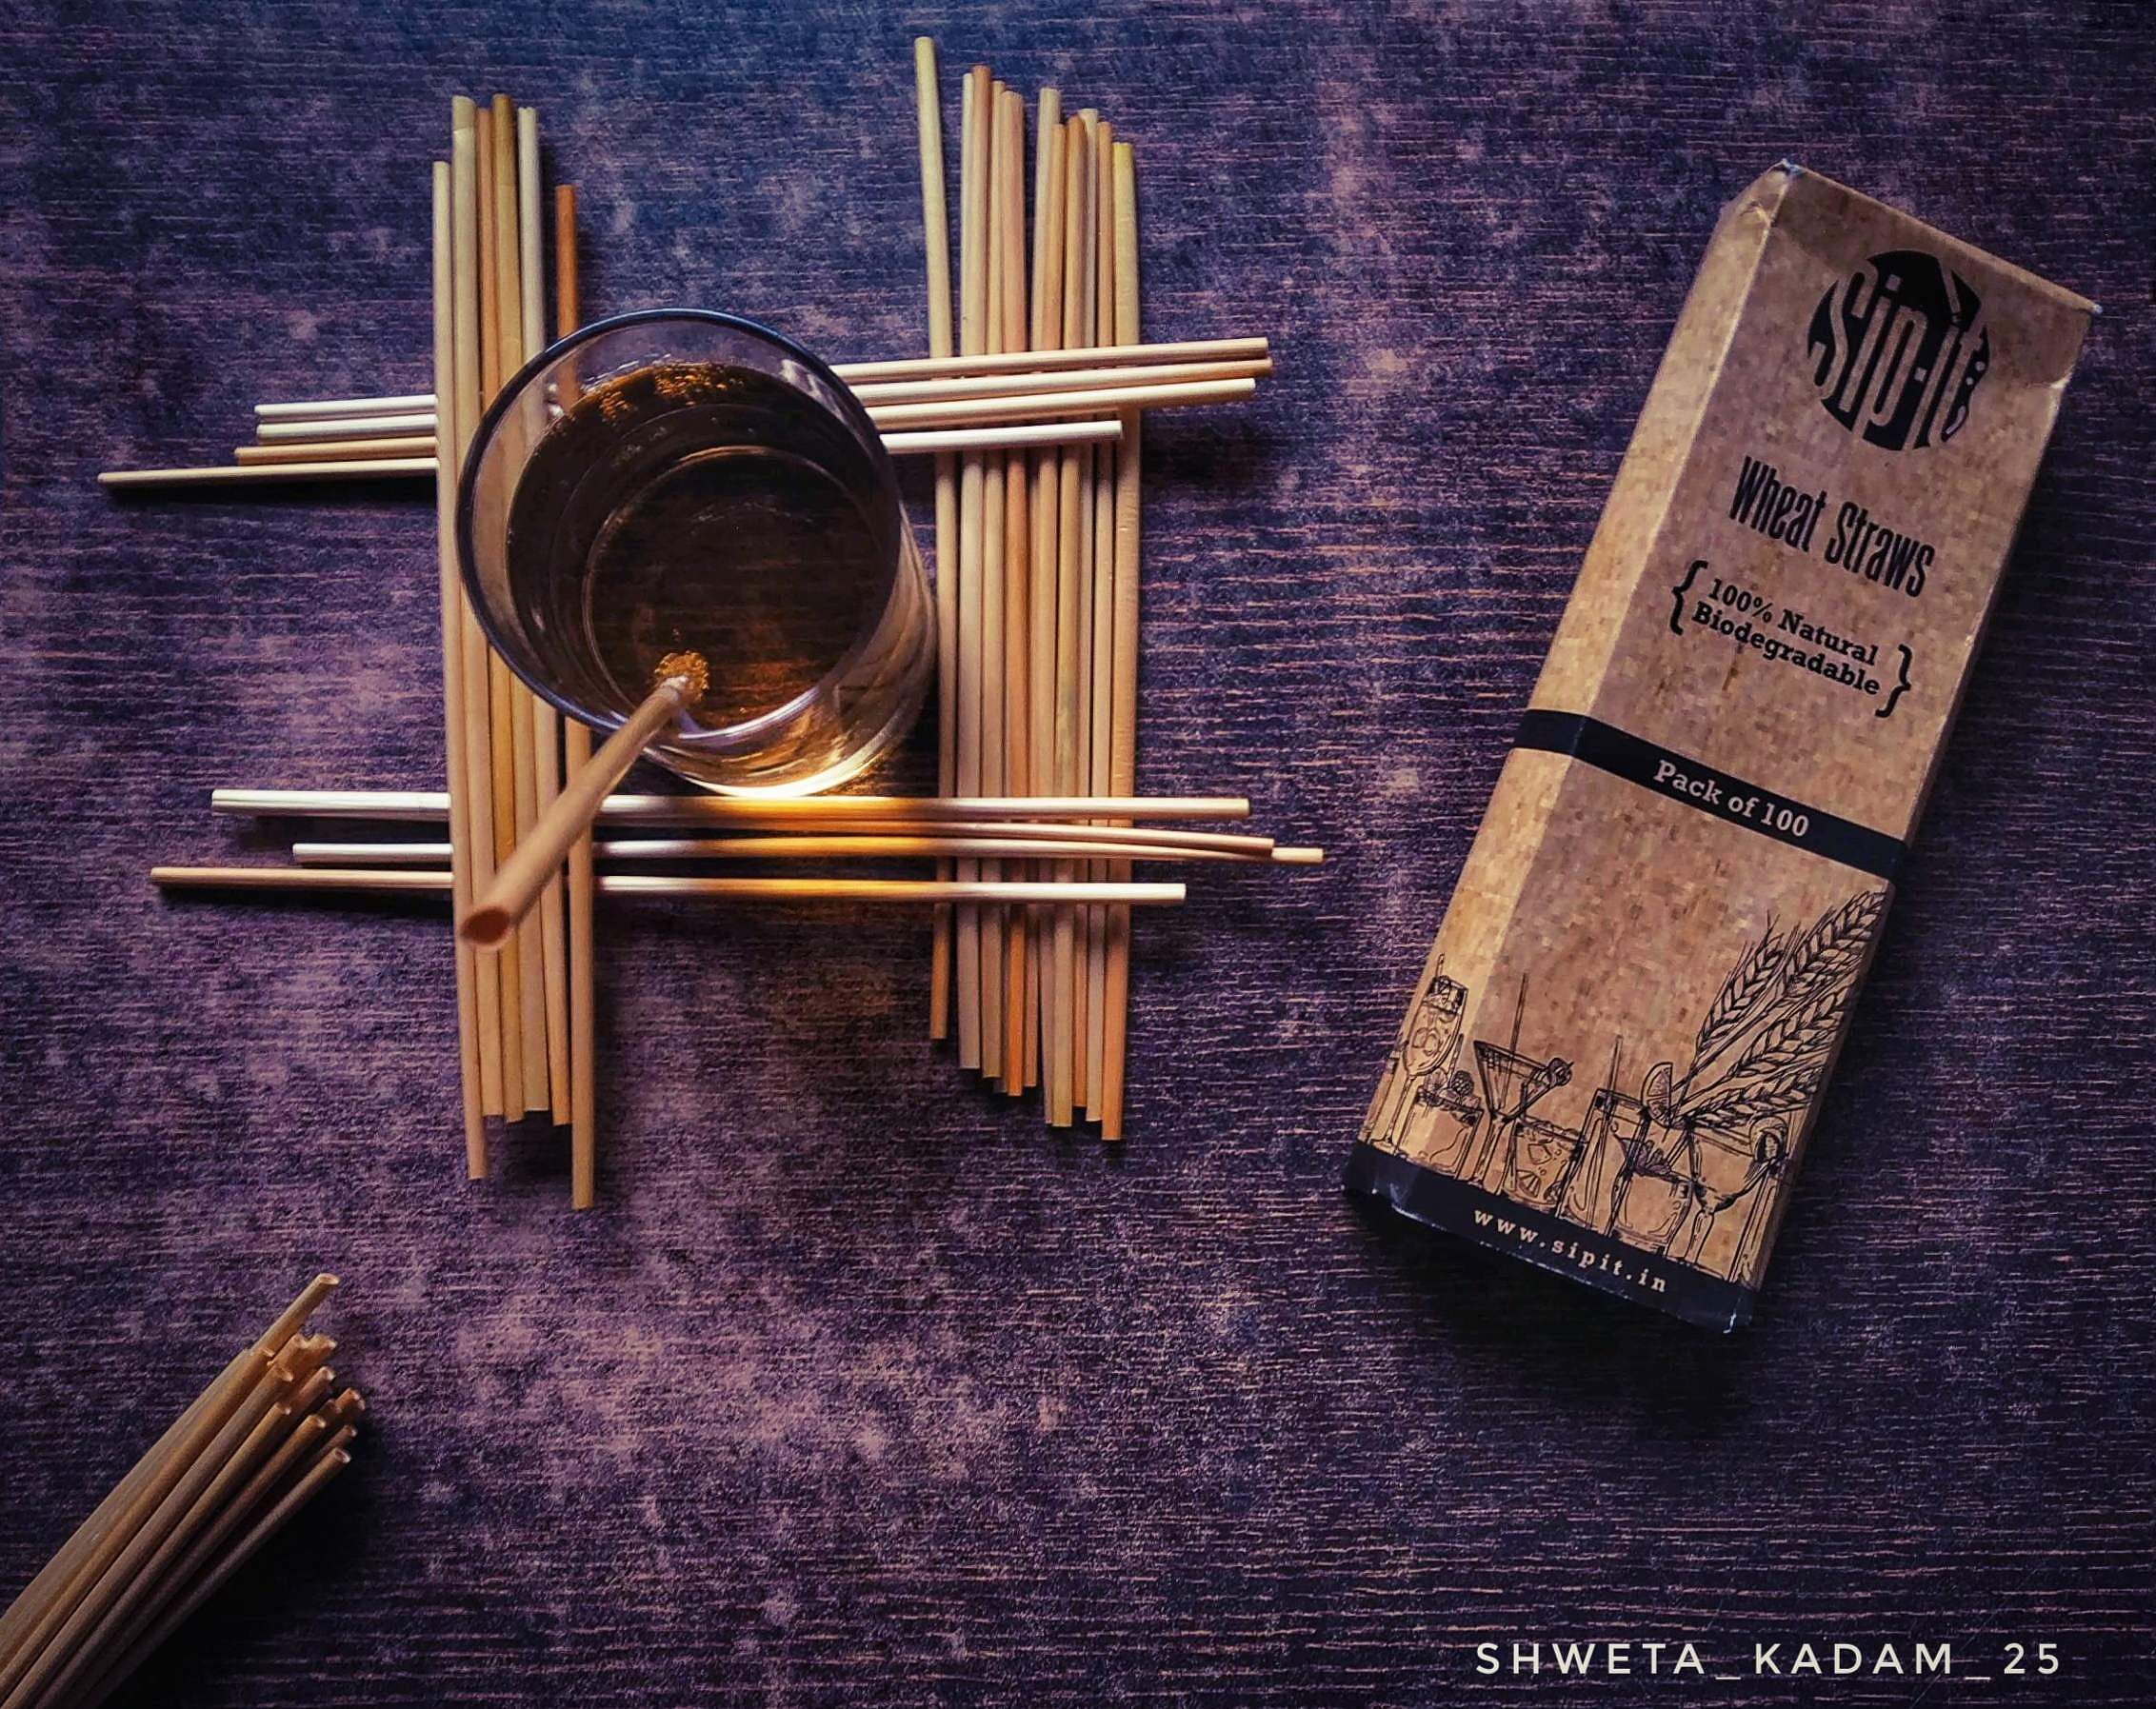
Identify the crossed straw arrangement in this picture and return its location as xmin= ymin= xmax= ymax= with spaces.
xmin=118 ymin=51 xmax=1316 ymax=1195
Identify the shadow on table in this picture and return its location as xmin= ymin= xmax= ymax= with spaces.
xmin=1340 ymin=1189 xmax=1764 ymax=1429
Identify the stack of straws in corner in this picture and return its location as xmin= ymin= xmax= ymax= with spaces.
xmin=0 ymin=1277 xmax=363 ymax=1709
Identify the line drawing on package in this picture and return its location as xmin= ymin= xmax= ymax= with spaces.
xmin=1364 ymin=887 xmax=1886 ymax=1282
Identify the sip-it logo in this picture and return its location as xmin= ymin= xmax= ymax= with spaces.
xmin=1807 ymin=248 xmax=1990 ymax=451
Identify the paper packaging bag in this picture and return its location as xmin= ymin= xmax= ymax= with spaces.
xmin=1348 ymin=163 xmax=2093 ymax=1329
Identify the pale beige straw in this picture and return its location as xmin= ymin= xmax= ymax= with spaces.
xmin=914 ymin=37 xmax=958 ymax=1044
xmin=1048 ymin=112 xmax=1090 ymax=1126
xmin=953 ymin=65 xmax=991 ymax=1070
xmin=1102 ymin=138 xmax=1146 ymax=1139
xmin=1085 ymin=116 xmax=1116 ymax=1120
xmin=210 ymin=786 xmax=1252 ymax=824
xmin=493 ymin=92 xmax=549 ymax=1116
xmin=430 ymin=159 xmax=487 ymax=1168
xmin=978 ymin=77 xmax=1008 ymax=1084
xmin=996 ymin=85 xmax=1030 ymax=1095
xmin=464 ymin=657 xmax=709 ymax=948
xmin=1027 ymin=92 xmax=1065 ymax=1095
xmin=0 ymin=1278 xmax=331 ymax=1679
xmin=451 ymin=96 xmax=506 ymax=1127
xmin=519 ymin=107 xmax=571 ymax=1123
xmin=77 ymin=1444 xmax=353 ymax=1709
xmin=474 ymin=97 xmax=528 ymax=1116
xmin=233 ymin=436 xmax=437 ymax=463
xmin=556 ymin=183 xmax=599 ymax=1205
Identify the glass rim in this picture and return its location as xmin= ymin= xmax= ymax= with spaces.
xmin=454 ymin=307 xmax=908 ymax=743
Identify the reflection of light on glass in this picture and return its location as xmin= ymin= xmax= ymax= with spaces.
xmin=461 ymin=311 xmax=932 ymax=796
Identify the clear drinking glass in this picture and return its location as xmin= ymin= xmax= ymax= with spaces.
xmin=459 ymin=309 xmax=932 ymax=795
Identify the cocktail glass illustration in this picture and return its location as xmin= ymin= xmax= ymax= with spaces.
xmin=1363 ymin=973 xmax=1466 ymax=1154
xmin=1503 ymin=1114 xmax=1583 ymax=1211
xmin=1608 ymin=1120 xmax=1695 ymax=1254
xmin=1667 ymin=1118 xmax=1787 ymax=1275
xmin=1558 ymin=1084 xmax=1650 ymax=1231
xmin=1470 ymin=1043 xmax=1572 ymax=1196
xmin=1411 ymin=1068 xmax=1483 ymax=1175
xmin=1729 ymin=1122 xmax=1790 ymax=1284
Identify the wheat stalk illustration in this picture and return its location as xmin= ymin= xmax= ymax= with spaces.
xmin=1682 ymin=888 xmax=1886 ymax=1093
xmin=1777 ymin=888 xmax=1886 ymax=1004
xmin=1683 ymin=987 xmax=1846 ymax=1114
xmin=1693 ymin=1078 xmax=1814 ymax=1130
xmin=1687 ymin=1058 xmax=1827 ymax=1126
xmin=1694 ymin=921 xmax=1787 ymax=1060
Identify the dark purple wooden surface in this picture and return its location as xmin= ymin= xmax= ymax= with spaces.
xmin=2 ymin=4 xmax=2151 ymax=1704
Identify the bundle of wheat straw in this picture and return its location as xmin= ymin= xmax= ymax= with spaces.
xmin=445 ymin=93 xmax=561 ymax=1177
xmin=914 ymin=41 xmax=1179 ymax=1138
xmin=0 ymin=1276 xmax=362 ymax=1709
xmin=96 ymin=344 xmax=1264 ymax=488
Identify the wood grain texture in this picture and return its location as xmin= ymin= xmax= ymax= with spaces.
xmin=0 ymin=4 xmax=2150 ymax=1704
